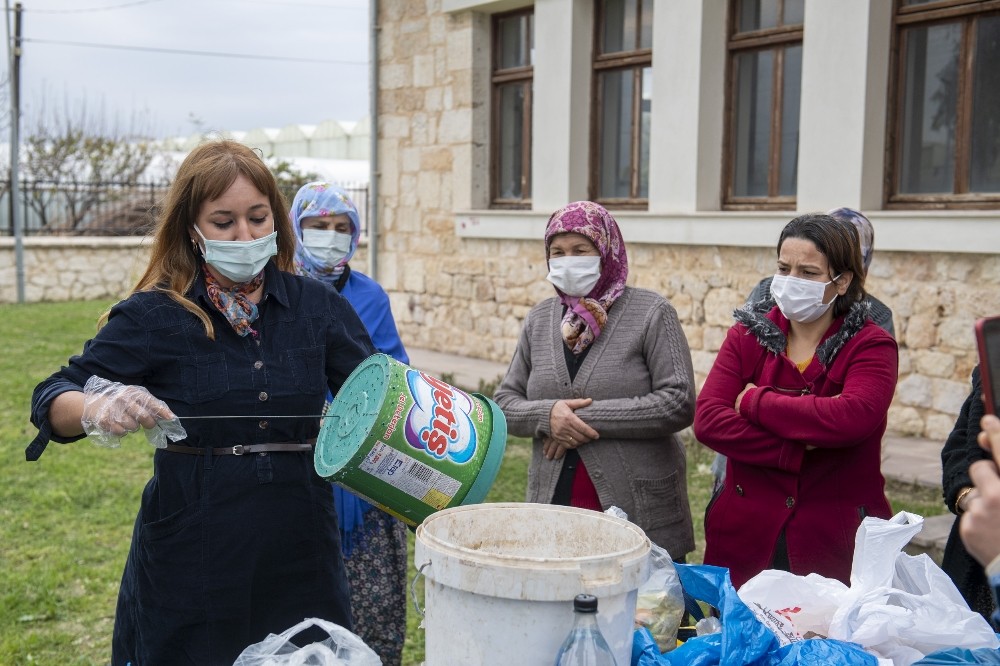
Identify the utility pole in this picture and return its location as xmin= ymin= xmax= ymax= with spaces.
xmin=6 ymin=1 xmax=23 ymax=302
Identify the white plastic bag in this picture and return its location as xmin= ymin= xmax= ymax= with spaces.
xmin=232 ymin=618 xmax=382 ymax=666
xmin=738 ymin=512 xmax=1000 ymax=666
xmin=829 ymin=513 xmax=998 ymax=666
xmin=738 ymin=569 xmax=848 ymax=644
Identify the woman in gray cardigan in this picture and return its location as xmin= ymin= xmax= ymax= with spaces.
xmin=494 ymin=201 xmax=697 ymax=558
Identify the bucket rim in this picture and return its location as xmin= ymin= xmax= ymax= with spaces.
xmin=415 ymin=502 xmax=651 ymax=566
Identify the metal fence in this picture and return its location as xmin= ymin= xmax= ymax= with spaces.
xmin=0 ymin=178 xmax=369 ymax=236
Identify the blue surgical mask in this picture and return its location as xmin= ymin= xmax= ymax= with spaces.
xmin=194 ymin=226 xmax=277 ymax=283
xmin=301 ymin=228 xmax=353 ymax=267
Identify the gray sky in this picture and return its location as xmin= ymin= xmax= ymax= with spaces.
xmin=8 ymin=0 xmax=369 ymax=139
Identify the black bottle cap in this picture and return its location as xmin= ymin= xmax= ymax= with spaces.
xmin=573 ymin=593 xmax=598 ymax=613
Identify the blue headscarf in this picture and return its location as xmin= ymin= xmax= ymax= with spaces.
xmin=290 ymin=182 xmax=362 ymax=283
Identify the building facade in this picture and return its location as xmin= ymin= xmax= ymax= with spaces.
xmin=372 ymin=0 xmax=1000 ymax=440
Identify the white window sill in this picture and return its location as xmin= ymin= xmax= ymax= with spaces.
xmin=454 ymin=209 xmax=1000 ymax=254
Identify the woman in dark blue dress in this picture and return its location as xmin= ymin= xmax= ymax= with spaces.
xmin=28 ymin=140 xmax=376 ymax=665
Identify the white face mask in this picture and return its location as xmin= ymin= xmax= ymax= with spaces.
xmin=546 ymin=256 xmax=602 ymax=297
xmin=301 ymin=228 xmax=353 ymax=267
xmin=194 ymin=226 xmax=277 ymax=284
xmin=770 ymin=273 xmax=841 ymax=323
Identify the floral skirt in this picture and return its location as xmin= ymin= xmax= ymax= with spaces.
xmin=345 ymin=510 xmax=408 ymax=666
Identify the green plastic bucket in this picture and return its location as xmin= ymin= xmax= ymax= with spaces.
xmin=314 ymin=353 xmax=508 ymax=526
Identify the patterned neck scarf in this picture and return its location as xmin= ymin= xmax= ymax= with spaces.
xmin=203 ymin=265 xmax=265 ymax=337
xmin=544 ymin=201 xmax=629 ymax=354
xmin=290 ymin=181 xmax=362 ymax=284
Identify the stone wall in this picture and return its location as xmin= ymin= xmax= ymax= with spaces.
xmin=0 ymin=238 xmax=370 ymax=304
xmin=0 ymin=237 xmax=153 ymax=303
xmin=379 ymin=233 xmax=1000 ymax=442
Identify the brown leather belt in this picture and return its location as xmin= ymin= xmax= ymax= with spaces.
xmin=164 ymin=439 xmax=316 ymax=456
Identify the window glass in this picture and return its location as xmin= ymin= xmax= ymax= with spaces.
xmin=598 ymin=69 xmax=635 ymax=199
xmin=492 ymin=9 xmax=533 ymax=206
xmin=970 ymin=14 xmax=1000 ymax=192
xmin=783 ymin=0 xmax=804 ymax=25
xmin=640 ymin=0 xmax=653 ymax=49
xmin=899 ymin=22 xmax=960 ymax=194
xmin=497 ymin=13 xmax=532 ymax=69
xmin=497 ymin=83 xmax=526 ymax=199
xmin=732 ymin=49 xmax=774 ymax=198
xmin=738 ymin=0 xmax=779 ymax=32
xmin=778 ymin=44 xmax=801 ymax=196
xmin=638 ymin=67 xmax=652 ymax=198
xmin=593 ymin=0 xmax=652 ymax=203
xmin=602 ymin=0 xmax=636 ymax=53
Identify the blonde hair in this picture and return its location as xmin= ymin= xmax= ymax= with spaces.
xmin=101 ymin=140 xmax=294 ymax=338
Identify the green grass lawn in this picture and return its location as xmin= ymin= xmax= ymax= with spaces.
xmin=1 ymin=300 xmax=949 ymax=665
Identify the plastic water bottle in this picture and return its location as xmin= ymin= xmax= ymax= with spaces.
xmin=553 ymin=594 xmax=618 ymax=665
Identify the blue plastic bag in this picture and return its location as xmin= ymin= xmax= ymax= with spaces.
xmin=912 ymin=643 xmax=1000 ymax=664
xmin=631 ymin=564 xmax=877 ymax=666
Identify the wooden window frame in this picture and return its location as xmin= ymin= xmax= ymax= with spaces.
xmin=589 ymin=0 xmax=653 ymax=209
xmin=721 ymin=0 xmax=803 ymax=211
xmin=490 ymin=8 xmax=534 ymax=210
xmin=885 ymin=0 xmax=1000 ymax=209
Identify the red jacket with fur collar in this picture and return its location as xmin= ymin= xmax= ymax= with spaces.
xmin=694 ymin=301 xmax=898 ymax=589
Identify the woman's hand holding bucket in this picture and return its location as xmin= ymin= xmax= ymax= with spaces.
xmin=545 ymin=398 xmax=600 ymax=460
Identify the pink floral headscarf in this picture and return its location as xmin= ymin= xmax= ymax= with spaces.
xmin=544 ymin=201 xmax=629 ymax=354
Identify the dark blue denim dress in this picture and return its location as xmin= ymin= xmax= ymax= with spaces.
xmin=29 ymin=263 xmax=377 ymax=665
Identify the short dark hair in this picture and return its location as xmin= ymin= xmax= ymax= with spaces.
xmin=777 ymin=213 xmax=867 ymax=318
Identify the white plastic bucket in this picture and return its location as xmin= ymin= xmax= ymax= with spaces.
xmin=413 ymin=502 xmax=651 ymax=666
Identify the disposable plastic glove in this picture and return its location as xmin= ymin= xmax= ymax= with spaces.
xmin=81 ymin=376 xmax=187 ymax=449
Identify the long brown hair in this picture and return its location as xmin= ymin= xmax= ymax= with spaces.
xmin=102 ymin=140 xmax=294 ymax=338
xmin=777 ymin=213 xmax=868 ymax=319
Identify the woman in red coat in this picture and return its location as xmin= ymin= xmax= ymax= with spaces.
xmin=694 ymin=213 xmax=898 ymax=589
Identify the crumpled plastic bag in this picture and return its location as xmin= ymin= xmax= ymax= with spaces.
xmin=630 ymin=564 xmax=878 ymax=666
xmin=912 ymin=646 xmax=1000 ymax=664
xmin=232 ymin=618 xmax=382 ymax=666
xmin=634 ymin=542 xmax=686 ymax=652
xmin=738 ymin=512 xmax=999 ymax=666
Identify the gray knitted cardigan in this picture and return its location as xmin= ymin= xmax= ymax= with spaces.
xmin=494 ymin=286 xmax=697 ymax=557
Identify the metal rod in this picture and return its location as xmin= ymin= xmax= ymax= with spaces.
xmin=174 ymin=414 xmax=327 ymax=420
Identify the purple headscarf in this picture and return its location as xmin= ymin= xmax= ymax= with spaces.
xmin=544 ymin=201 xmax=629 ymax=354
xmin=290 ymin=182 xmax=362 ymax=284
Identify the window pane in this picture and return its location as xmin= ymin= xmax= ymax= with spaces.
xmin=598 ymin=69 xmax=635 ymax=199
xmin=778 ymin=45 xmax=801 ymax=196
xmin=783 ymin=0 xmax=804 ymax=25
xmin=970 ymin=14 xmax=1000 ymax=193
xmin=497 ymin=83 xmax=526 ymax=199
xmin=639 ymin=67 xmax=652 ymax=198
xmin=640 ymin=0 xmax=653 ymax=50
xmin=497 ymin=13 xmax=531 ymax=69
xmin=602 ymin=0 xmax=639 ymax=54
xmin=899 ymin=23 xmax=960 ymax=194
xmin=732 ymin=49 xmax=774 ymax=197
xmin=738 ymin=0 xmax=779 ymax=32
